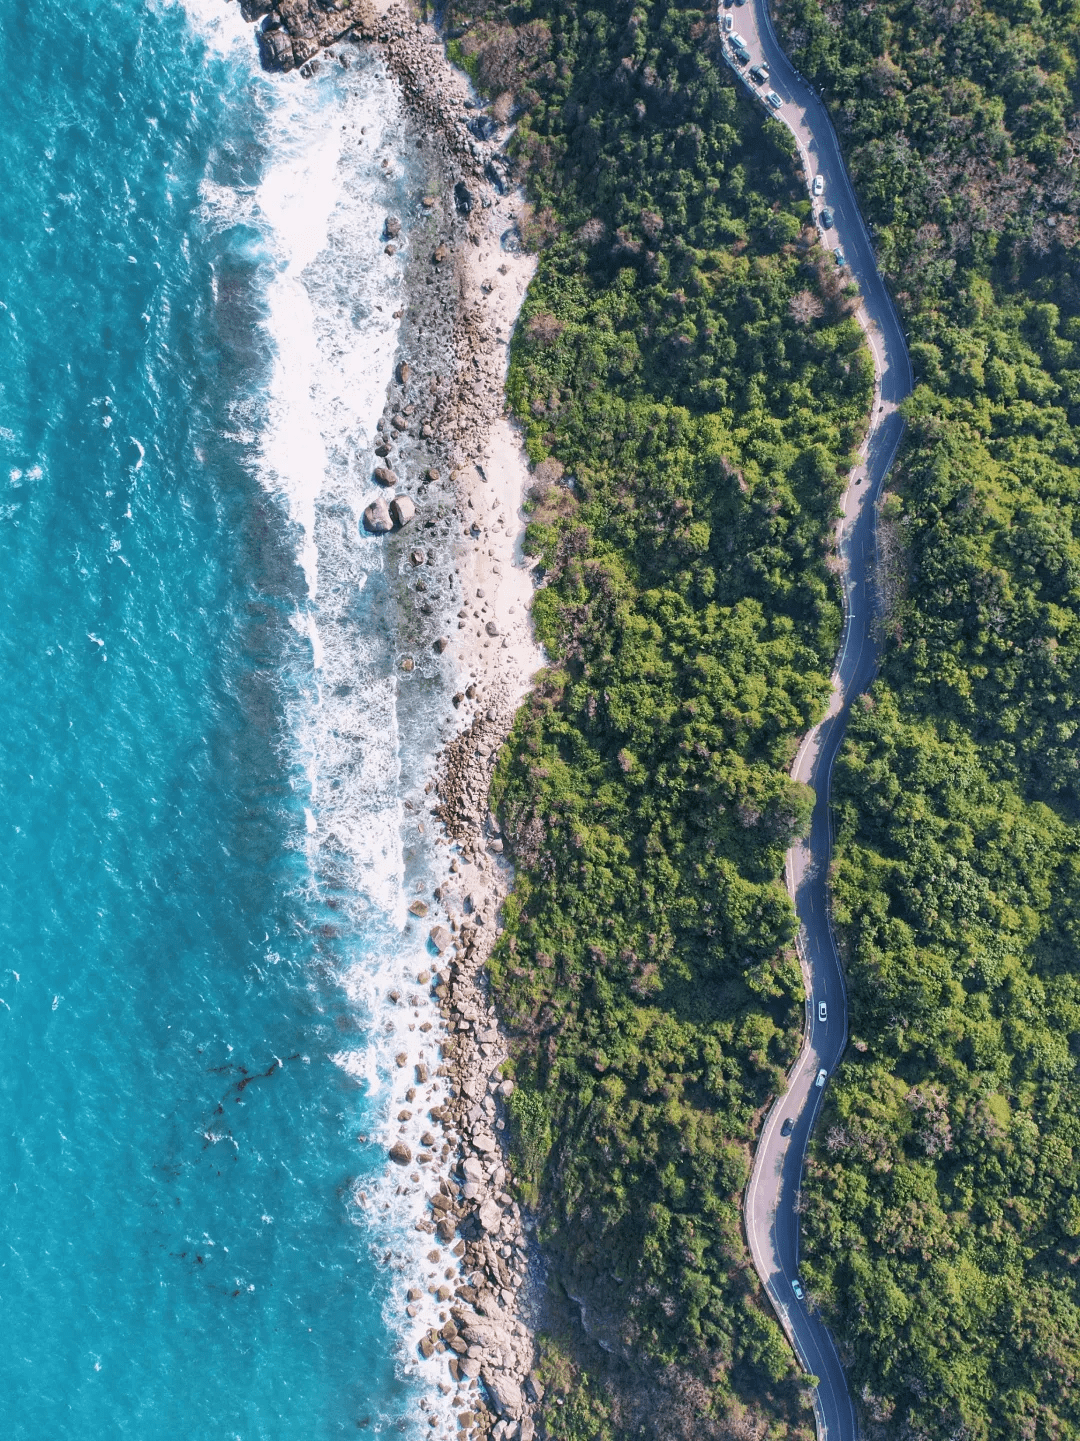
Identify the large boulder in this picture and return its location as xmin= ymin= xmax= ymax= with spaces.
xmin=363 ymin=497 xmax=392 ymax=534
xmin=477 ymin=1198 xmax=503 ymax=1233
xmin=482 ymin=1370 xmax=523 ymax=1418
xmin=373 ymin=466 xmax=396 ymax=487
xmin=257 ymin=23 xmax=295 ymax=71
xmin=388 ymin=1141 xmax=411 ymax=1166
xmin=429 ymin=925 xmax=452 ymax=953
xmin=462 ymin=1317 xmax=510 ymax=1349
xmin=390 ymin=495 xmax=416 ymax=528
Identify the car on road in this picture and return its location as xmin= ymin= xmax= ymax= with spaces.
xmin=815 ymin=1067 xmax=828 ymax=1088
xmin=765 ymin=90 xmax=783 ymax=110
xmin=722 ymin=13 xmax=733 ymax=31
xmin=818 ymin=1000 xmax=828 ymax=1023
xmin=749 ymin=64 xmax=769 ymax=85
xmin=812 ymin=174 xmax=824 ymax=196
xmin=833 ymin=245 xmax=846 ymax=266
xmin=780 ymin=1116 xmax=794 ymax=1137
xmin=791 ymin=1277 xmax=805 ymax=1301
xmin=820 ymin=205 xmax=835 ymax=229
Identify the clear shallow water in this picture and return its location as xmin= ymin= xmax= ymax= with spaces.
xmin=0 ymin=3 xmax=450 ymax=1435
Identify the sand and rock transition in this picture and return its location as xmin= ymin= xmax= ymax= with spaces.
xmin=231 ymin=4 xmax=549 ymax=1438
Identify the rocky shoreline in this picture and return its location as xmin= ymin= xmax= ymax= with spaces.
xmin=229 ymin=4 xmax=546 ymax=1438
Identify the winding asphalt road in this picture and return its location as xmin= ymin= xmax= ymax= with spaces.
xmin=716 ymin=5 xmax=914 ymax=1438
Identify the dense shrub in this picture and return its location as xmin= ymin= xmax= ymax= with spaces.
xmin=444 ymin=0 xmax=872 ymax=1432
xmin=774 ymin=2 xmax=1080 ymax=1436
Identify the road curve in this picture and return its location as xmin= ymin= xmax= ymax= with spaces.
xmin=718 ymin=5 xmax=915 ymax=1439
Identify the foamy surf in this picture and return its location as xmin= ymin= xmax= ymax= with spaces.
xmin=179 ymin=8 xmax=472 ymax=1433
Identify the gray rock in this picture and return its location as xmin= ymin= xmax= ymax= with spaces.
xmin=390 ymin=494 xmax=416 ymax=527
xmin=373 ymin=466 xmax=397 ymax=486
xmin=258 ymin=25 xmax=294 ymax=71
xmin=429 ymin=925 xmax=452 ymax=953
xmin=478 ymin=1198 xmax=503 ymax=1232
xmin=384 ymin=215 xmax=401 ymax=239
xmin=485 ymin=621 xmax=499 ymax=636
xmin=388 ymin=1141 xmax=412 ymax=1165
xmin=483 ymin=1370 xmax=523 ymax=1418
xmin=363 ymin=497 xmax=392 ymax=534
xmin=463 ymin=1317 xmax=510 ymax=1349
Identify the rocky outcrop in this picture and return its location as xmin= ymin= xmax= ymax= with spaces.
xmin=253 ymin=0 xmax=379 ymax=74
xmin=362 ymin=496 xmax=392 ymax=534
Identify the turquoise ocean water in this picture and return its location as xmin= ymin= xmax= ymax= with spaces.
xmin=0 ymin=2 xmax=451 ymax=1435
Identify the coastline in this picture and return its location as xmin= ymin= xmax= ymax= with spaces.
xmin=229 ymin=5 xmax=547 ymax=1436
xmin=370 ymin=16 xmax=549 ymax=1436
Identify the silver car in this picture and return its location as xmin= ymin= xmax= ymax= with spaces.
xmin=818 ymin=1000 xmax=827 ymax=1023
xmin=812 ymin=174 xmax=824 ymax=196
xmin=815 ymin=1067 xmax=828 ymax=1088
xmin=766 ymin=90 xmax=783 ymax=110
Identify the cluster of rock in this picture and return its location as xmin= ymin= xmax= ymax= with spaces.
xmin=239 ymin=0 xmax=379 ymax=74
xmin=234 ymin=1 xmax=524 ymax=490
xmin=363 ymin=489 xmax=416 ymax=535
xmin=392 ymin=682 xmax=544 ymax=1440
xmin=230 ymin=5 xmax=546 ymax=1434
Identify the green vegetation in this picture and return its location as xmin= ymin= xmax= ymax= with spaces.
xmin=773 ymin=1 xmax=1080 ymax=1436
xmin=445 ymin=0 xmax=872 ymax=1433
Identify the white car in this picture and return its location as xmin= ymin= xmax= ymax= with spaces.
xmin=766 ymin=90 xmax=783 ymax=110
xmin=730 ymin=31 xmax=746 ymax=47
xmin=792 ymin=1277 xmax=805 ymax=1301
xmin=818 ymin=1000 xmax=827 ymax=1023
xmin=812 ymin=174 xmax=824 ymax=196
xmin=723 ymin=13 xmax=733 ymax=31
xmin=815 ymin=1068 xmax=828 ymax=1088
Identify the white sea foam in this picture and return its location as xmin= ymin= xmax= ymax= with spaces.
xmin=179 ymin=6 xmax=474 ymax=1429
xmin=184 ymin=21 xmax=469 ymax=1432
xmin=173 ymin=0 xmax=254 ymax=57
